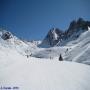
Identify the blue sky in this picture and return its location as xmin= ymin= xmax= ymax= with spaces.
xmin=0 ymin=0 xmax=90 ymax=40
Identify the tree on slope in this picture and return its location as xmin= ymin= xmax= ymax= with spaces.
xmin=59 ymin=54 xmax=63 ymax=61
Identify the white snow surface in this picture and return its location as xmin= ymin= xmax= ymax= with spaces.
xmin=0 ymin=46 xmax=90 ymax=90
xmin=52 ymin=29 xmax=59 ymax=40
xmin=64 ymin=30 xmax=90 ymax=64
xmin=1 ymin=28 xmax=90 ymax=65
xmin=33 ymin=29 xmax=90 ymax=65
xmin=0 ymin=29 xmax=90 ymax=90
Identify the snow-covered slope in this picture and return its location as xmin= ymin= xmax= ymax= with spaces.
xmin=64 ymin=28 xmax=90 ymax=65
xmin=0 ymin=47 xmax=90 ymax=90
xmin=1 ymin=26 xmax=90 ymax=65
xmin=32 ymin=18 xmax=90 ymax=65
xmin=0 ymin=28 xmax=39 ymax=56
xmin=1 ymin=19 xmax=90 ymax=90
xmin=32 ymin=27 xmax=90 ymax=65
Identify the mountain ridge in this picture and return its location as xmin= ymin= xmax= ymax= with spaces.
xmin=40 ymin=18 xmax=90 ymax=47
xmin=0 ymin=18 xmax=90 ymax=65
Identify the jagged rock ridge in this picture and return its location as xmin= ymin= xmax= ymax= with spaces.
xmin=40 ymin=18 xmax=90 ymax=47
xmin=39 ymin=28 xmax=64 ymax=47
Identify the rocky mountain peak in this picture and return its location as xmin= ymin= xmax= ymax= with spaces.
xmin=47 ymin=28 xmax=63 ymax=40
xmin=1 ymin=31 xmax=13 ymax=40
xmin=66 ymin=18 xmax=90 ymax=39
xmin=40 ymin=18 xmax=90 ymax=47
xmin=0 ymin=28 xmax=13 ymax=40
xmin=39 ymin=28 xmax=63 ymax=47
xmin=68 ymin=18 xmax=90 ymax=31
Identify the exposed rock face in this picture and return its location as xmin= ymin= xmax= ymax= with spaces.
xmin=40 ymin=18 xmax=90 ymax=47
xmin=65 ymin=18 xmax=90 ymax=39
xmin=1 ymin=31 xmax=13 ymax=40
xmin=40 ymin=28 xmax=64 ymax=47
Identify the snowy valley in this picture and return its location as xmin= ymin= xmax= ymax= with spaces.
xmin=0 ymin=18 xmax=90 ymax=90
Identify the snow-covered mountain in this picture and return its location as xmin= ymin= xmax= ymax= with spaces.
xmin=0 ymin=18 xmax=90 ymax=90
xmin=0 ymin=28 xmax=39 ymax=56
xmin=40 ymin=18 xmax=90 ymax=47
xmin=0 ymin=18 xmax=90 ymax=65
xmin=32 ymin=18 xmax=90 ymax=65
xmin=39 ymin=28 xmax=64 ymax=47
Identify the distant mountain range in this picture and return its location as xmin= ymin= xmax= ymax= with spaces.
xmin=0 ymin=18 xmax=90 ymax=65
xmin=40 ymin=18 xmax=90 ymax=47
xmin=1 ymin=18 xmax=90 ymax=90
